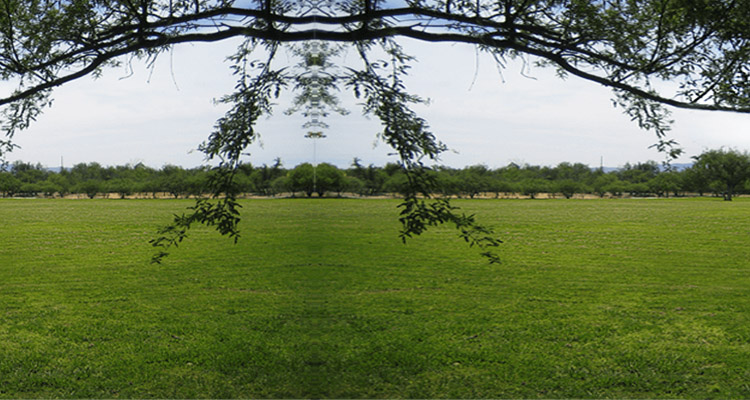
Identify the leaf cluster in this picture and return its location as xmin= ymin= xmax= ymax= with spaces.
xmin=150 ymin=196 xmax=242 ymax=264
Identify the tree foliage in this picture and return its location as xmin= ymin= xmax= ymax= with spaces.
xmin=4 ymin=155 xmax=750 ymax=201
xmin=2 ymin=0 xmax=750 ymax=262
xmin=692 ymin=149 xmax=750 ymax=201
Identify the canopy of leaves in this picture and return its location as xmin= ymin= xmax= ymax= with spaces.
xmin=2 ymin=1 xmax=749 ymax=113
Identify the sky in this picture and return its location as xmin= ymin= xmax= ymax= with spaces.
xmin=5 ymin=36 xmax=750 ymax=170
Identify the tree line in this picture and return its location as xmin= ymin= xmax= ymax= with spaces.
xmin=1 ymin=149 xmax=749 ymax=201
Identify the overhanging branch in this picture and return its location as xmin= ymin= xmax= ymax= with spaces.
xmin=2 ymin=2 xmax=749 ymax=115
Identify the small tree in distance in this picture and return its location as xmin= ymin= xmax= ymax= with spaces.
xmin=555 ymin=179 xmax=582 ymax=199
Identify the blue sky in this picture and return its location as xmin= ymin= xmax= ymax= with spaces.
xmin=7 ymin=37 xmax=750 ymax=170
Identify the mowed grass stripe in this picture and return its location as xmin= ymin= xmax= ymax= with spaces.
xmin=0 ymin=198 xmax=749 ymax=398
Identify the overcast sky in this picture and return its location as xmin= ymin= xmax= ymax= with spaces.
xmin=6 ymin=37 xmax=750 ymax=170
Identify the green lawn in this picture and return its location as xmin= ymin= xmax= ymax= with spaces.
xmin=1 ymin=198 xmax=749 ymax=398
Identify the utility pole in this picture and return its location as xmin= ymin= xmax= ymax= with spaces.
xmin=302 ymin=41 xmax=328 ymax=197
xmin=305 ymin=131 xmax=326 ymax=195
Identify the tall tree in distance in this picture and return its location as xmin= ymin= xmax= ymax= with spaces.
xmin=2 ymin=0 xmax=750 ymax=261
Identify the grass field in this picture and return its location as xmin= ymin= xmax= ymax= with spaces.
xmin=1 ymin=197 xmax=749 ymax=398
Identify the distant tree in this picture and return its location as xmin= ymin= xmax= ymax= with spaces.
xmin=592 ymin=174 xmax=619 ymax=198
xmin=314 ymin=163 xmax=345 ymax=197
xmin=692 ymin=149 xmax=750 ymax=201
xmin=226 ymin=173 xmax=252 ymax=197
xmin=288 ymin=163 xmax=316 ymax=197
xmin=236 ymin=163 xmax=254 ymax=177
xmin=250 ymin=162 xmax=287 ymax=196
xmin=47 ymin=174 xmax=71 ymax=197
xmin=11 ymin=161 xmax=48 ymax=183
xmin=497 ymin=163 xmax=523 ymax=183
xmin=0 ymin=172 xmax=21 ymax=197
xmin=140 ymin=177 xmax=162 ymax=199
xmin=649 ymin=171 xmax=682 ymax=198
xmin=344 ymin=176 xmax=365 ymax=196
xmin=603 ymin=180 xmax=626 ymax=198
xmin=70 ymin=163 xmax=105 ymax=182
xmin=129 ymin=163 xmax=157 ymax=194
xmin=435 ymin=168 xmax=460 ymax=197
xmin=107 ymin=178 xmax=135 ymax=199
xmin=76 ymin=180 xmax=103 ymax=199
xmin=382 ymin=171 xmax=410 ymax=197
xmin=350 ymin=157 xmax=364 ymax=173
xmin=270 ymin=176 xmax=290 ymax=196
xmin=488 ymin=179 xmax=517 ymax=199
xmin=458 ymin=165 xmax=490 ymax=198
xmin=39 ymin=181 xmax=62 ymax=198
xmin=347 ymin=160 xmax=385 ymax=195
xmin=546 ymin=162 xmax=593 ymax=184
xmin=682 ymin=167 xmax=711 ymax=196
xmin=555 ymin=179 xmax=582 ymax=199
xmin=625 ymin=181 xmax=651 ymax=197
xmin=521 ymin=179 xmax=550 ymax=199
xmin=618 ymin=161 xmax=660 ymax=184
xmin=249 ymin=167 xmax=272 ymax=196
xmin=160 ymin=165 xmax=189 ymax=198
xmin=382 ymin=163 xmax=403 ymax=177
xmin=361 ymin=166 xmax=387 ymax=196
xmin=18 ymin=182 xmax=40 ymax=197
